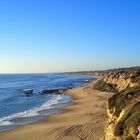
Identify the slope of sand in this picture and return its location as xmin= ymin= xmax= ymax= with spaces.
xmin=0 ymin=80 xmax=112 ymax=140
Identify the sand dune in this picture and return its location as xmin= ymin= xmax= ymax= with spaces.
xmin=0 ymin=81 xmax=112 ymax=140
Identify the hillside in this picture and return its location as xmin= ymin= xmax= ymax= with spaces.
xmin=93 ymin=68 xmax=140 ymax=140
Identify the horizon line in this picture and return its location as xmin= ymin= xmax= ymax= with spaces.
xmin=0 ymin=66 xmax=139 ymax=74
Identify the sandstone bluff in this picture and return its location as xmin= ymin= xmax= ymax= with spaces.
xmin=94 ymin=68 xmax=140 ymax=140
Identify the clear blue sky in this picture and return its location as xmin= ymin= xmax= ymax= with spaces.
xmin=0 ymin=0 xmax=140 ymax=73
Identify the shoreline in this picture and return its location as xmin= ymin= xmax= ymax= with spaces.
xmin=0 ymin=79 xmax=112 ymax=140
xmin=0 ymin=99 xmax=72 ymax=133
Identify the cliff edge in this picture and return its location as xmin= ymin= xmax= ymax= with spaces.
xmin=94 ymin=68 xmax=140 ymax=140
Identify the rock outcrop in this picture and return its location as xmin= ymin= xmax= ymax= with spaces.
xmin=41 ymin=88 xmax=68 ymax=95
xmin=94 ymin=68 xmax=140 ymax=140
xmin=23 ymin=89 xmax=33 ymax=96
xmin=103 ymin=69 xmax=140 ymax=92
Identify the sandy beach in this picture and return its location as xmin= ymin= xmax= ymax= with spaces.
xmin=0 ymin=80 xmax=112 ymax=140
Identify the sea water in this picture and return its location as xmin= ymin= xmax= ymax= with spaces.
xmin=0 ymin=74 xmax=95 ymax=132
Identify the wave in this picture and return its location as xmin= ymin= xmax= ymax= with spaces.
xmin=0 ymin=95 xmax=63 ymax=126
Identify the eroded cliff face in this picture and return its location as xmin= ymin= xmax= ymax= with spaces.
xmin=105 ymin=88 xmax=140 ymax=140
xmin=94 ymin=69 xmax=140 ymax=140
xmin=103 ymin=70 xmax=140 ymax=92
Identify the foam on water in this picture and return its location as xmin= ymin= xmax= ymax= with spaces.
xmin=0 ymin=95 xmax=63 ymax=126
xmin=0 ymin=74 xmax=95 ymax=131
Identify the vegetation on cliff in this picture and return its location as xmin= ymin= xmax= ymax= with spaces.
xmin=93 ymin=68 xmax=140 ymax=140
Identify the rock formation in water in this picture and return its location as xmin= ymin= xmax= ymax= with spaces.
xmin=41 ymin=88 xmax=67 ymax=95
xmin=23 ymin=89 xmax=33 ymax=96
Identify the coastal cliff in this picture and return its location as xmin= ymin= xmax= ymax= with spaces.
xmin=94 ymin=68 xmax=140 ymax=140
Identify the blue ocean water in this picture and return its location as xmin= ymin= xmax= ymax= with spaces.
xmin=0 ymin=74 xmax=95 ymax=131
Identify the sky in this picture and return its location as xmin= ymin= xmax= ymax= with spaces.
xmin=0 ymin=0 xmax=140 ymax=73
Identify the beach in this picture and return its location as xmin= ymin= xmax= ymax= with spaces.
xmin=0 ymin=80 xmax=112 ymax=140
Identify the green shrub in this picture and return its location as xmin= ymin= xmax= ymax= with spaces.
xmin=93 ymin=80 xmax=117 ymax=92
xmin=125 ymin=136 xmax=134 ymax=140
xmin=124 ymin=112 xmax=140 ymax=136
xmin=114 ymin=103 xmax=140 ymax=137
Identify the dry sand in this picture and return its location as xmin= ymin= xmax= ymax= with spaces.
xmin=0 ymin=80 xmax=112 ymax=140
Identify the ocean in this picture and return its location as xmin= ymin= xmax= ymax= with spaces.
xmin=0 ymin=74 xmax=95 ymax=132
